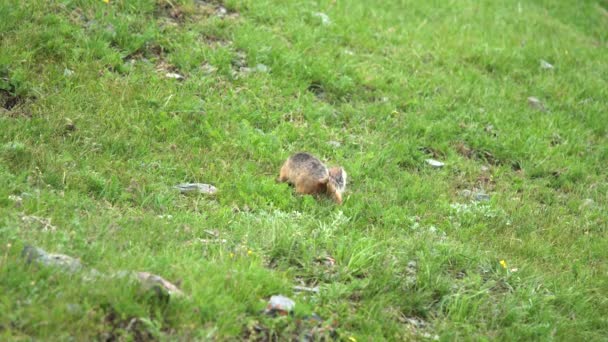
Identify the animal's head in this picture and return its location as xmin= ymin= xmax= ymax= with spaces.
xmin=327 ymin=167 xmax=347 ymax=204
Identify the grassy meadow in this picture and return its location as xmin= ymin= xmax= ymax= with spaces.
xmin=1 ymin=0 xmax=607 ymax=340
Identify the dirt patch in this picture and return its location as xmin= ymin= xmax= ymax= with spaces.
xmin=0 ymin=78 xmax=33 ymax=118
xmin=307 ymin=81 xmax=326 ymax=99
xmin=100 ymin=307 xmax=156 ymax=342
xmin=453 ymin=141 xmax=501 ymax=166
xmin=242 ymin=315 xmax=337 ymax=341
xmin=155 ymin=0 xmax=239 ymax=24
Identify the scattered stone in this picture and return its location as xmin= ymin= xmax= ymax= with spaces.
xmin=458 ymin=189 xmax=491 ymax=202
xmin=313 ymin=12 xmax=331 ymax=25
xmin=165 ymin=72 xmax=185 ymax=80
xmin=265 ymin=295 xmax=295 ymax=316
xmin=254 ymin=63 xmax=270 ymax=73
xmin=293 ymin=285 xmax=320 ymax=294
xmin=580 ymin=198 xmax=595 ymax=210
xmin=404 ymin=260 xmax=417 ymax=287
xmin=66 ymin=303 xmax=82 ymax=315
xmin=215 ymin=6 xmax=228 ymax=17
xmin=232 ymin=51 xmax=247 ymax=68
xmin=201 ymin=62 xmax=217 ymax=74
xmin=421 ymin=332 xmax=440 ymax=341
xmin=63 ymin=68 xmax=75 ymax=77
xmin=328 ymin=140 xmax=341 ymax=148
xmin=135 ymin=271 xmax=185 ymax=298
xmin=20 ymin=215 xmax=57 ymax=232
xmin=188 ymin=238 xmax=227 ymax=245
xmin=480 ymin=165 xmax=490 ymax=172
xmin=299 ymin=313 xmax=337 ymax=341
xmin=403 ymin=316 xmax=426 ymax=328
xmin=474 ymin=192 xmax=491 ymax=202
xmin=315 ymin=256 xmax=336 ymax=267
xmin=64 ymin=118 xmax=76 ymax=132
xmin=203 ymin=229 xmax=219 ymax=237
xmin=540 ymin=59 xmax=554 ymax=70
xmin=174 ymin=183 xmax=218 ymax=195
xmin=527 ymin=96 xmax=546 ymax=111
xmin=8 ymin=194 xmax=23 ymax=207
xmin=458 ymin=189 xmax=472 ymax=198
xmin=22 ymin=245 xmax=82 ymax=273
xmin=425 ymin=159 xmax=445 ymax=168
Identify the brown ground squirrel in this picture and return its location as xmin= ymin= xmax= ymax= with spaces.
xmin=278 ymin=152 xmax=347 ymax=204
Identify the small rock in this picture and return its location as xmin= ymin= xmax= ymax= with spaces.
xmin=189 ymin=238 xmax=227 ymax=245
xmin=458 ymin=189 xmax=472 ymax=198
xmin=66 ymin=303 xmax=82 ymax=315
xmin=328 ymin=140 xmax=341 ymax=148
xmin=174 ymin=183 xmax=218 ymax=195
xmin=165 ymin=72 xmax=185 ymax=80
xmin=480 ymin=165 xmax=490 ymax=172
xmin=421 ymin=332 xmax=440 ymax=341
xmin=458 ymin=189 xmax=491 ymax=202
xmin=65 ymin=118 xmax=76 ymax=132
xmin=405 ymin=260 xmax=417 ymax=286
xmin=313 ymin=12 xmax=331 ymax=25
xmin=315 ymin=256 xmax=336 ymax=267
xmin=527 ymin=97 xmax=546 ymax=111
xmin=293 ymin=285 xmax=320 ymax=294
xmin=580 ymin=198 xmax=595 ymax=210
xmin=474 ymin=192 xmax=491 ymax=202
xmin=265 ymin=295 xmax=295 ymax=316
xmin=22 ymin=245 xmax=82 ymax=273
xmin=232 ymin=51 xmax=247 ymax=68
xmin=201 ymin=62 xmax=217 ymax=74
xmin=203 ymin=229 xmax=219 ymax=237
xmin=540 ymin=59 xmax=554 ymax=70
xmin=255 ymin=64 xmax=270 ymax=73
xmin=404 ymin=317 xmax=426 ymax=328
xmin=425 ymin=159 xmax=445 ymax=168
xmin=136 ymin=271 xmax=185 ymax=298
xmin=63 ymin=68 xmax=75 ymax=77
xmin=215 ymin=6 xmax=227 ymax=17
xmin=8 ymin=194 xmax=23 ymax=207
xmin=20 ymin=215 xmax=57 ymax=232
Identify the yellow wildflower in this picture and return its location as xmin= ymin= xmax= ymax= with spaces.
xmin=499 ymin=260 xmax=507 ymax=269
xmin=229 ymin=252 xmax=235 ymax=258
xmin=348 ymin=337 xmax=357 ymax=342
xmin=247 ymin=250 xmax=253 ymax=256
xmin=103 ymin=0 xmax=109 ymax=3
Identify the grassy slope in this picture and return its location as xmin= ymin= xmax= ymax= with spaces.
xmin=1 ymin=0 xmax=607 ymax=340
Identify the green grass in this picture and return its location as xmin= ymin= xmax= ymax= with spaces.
xmin=1 ymin=0 xmax=607 ymax=340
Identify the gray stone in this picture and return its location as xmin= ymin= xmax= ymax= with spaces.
xmin=255 ymin=64 xmax=270 ymax=73
xmin=165 ymin=72 xmax=185 ymax=80
xmin=328 ymin=140 xmax=342 ymax=148
xmin=580 ymin=198 xmax=595 ymax=210
xmin=540 ymin=59 xmax=554 ymax=70
xmin=474 ymin=192 xmax=491 ymax=202
xmin=136 ymin=271 xmax=185 ymax=298
xmin=528 ymin=96 xmax=546 ymax=111
xmin=174 ymin=183 xmax=218 ymax=195
xmin=22 ymin=245 xmax=82 ymax=273
xmin=293 ymin=285 xmax=320 ymax=294
xmin=265 ymin=295 xmax=295 ymax=315
xmin=313 ymin=12 xmax=331 ymax=25
xmin=425 ymin=159 xmax=445 ymax=168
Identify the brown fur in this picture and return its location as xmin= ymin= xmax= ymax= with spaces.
xmin=278 ymin=152 xmax=346 ymax=204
